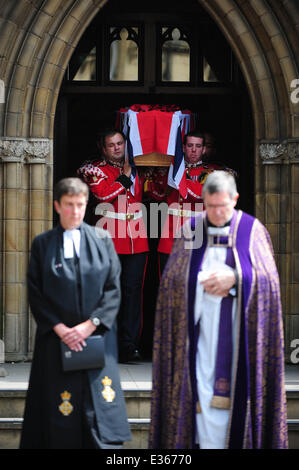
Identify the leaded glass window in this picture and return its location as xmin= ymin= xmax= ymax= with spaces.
xmin=161 ymin=27 xmax=190 ymax=82
xmin=109 ymin=27 xmax=139 ymax=81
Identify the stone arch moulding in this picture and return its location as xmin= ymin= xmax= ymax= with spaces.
xmin=2 ymin=0 xmax=109 ymax=140
xmin=34 ymin=0 xmax=270 ymax=141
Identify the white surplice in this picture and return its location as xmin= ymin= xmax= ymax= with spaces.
xmin=195 ymin=226 xmax=238 ymax=449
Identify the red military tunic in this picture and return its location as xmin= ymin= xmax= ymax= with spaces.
xmin=154 ymin=163 xmax=220 ymax=254
xmin=78 ymin=160 xmax=148 ymax=255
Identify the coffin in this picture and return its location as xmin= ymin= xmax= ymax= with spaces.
xmin=116 ymin=104 xmax=195 ymax=167
xmin=134 ymin=152 xmax=173 ymax=167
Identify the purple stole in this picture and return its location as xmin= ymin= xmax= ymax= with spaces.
xmin=188 ymin=210 xmax=255 ymax=449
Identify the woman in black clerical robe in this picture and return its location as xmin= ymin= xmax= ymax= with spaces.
xmin=20 ymin=178 xmax=131 ymax=449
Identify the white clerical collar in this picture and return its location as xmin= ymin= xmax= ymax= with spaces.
xmin=207 ymin=225 xmax=230 ymax=235
xmin=63 ymin=229 xmax=81 ymax=259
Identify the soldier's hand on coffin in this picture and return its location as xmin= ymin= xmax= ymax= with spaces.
xmin=201 ymin=270 xmax=236 ymax=297
xmin=123 ymin=159 xmax=132 ymax=177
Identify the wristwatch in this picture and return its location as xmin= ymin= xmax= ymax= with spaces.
xmin=90 ymin=316 xmax=100 ymax=327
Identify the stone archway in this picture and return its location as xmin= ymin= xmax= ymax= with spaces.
xmin=0 ymin=0 xmax=298 ymax=360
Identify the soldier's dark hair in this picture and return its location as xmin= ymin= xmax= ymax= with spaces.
xmin=183 ymin=129 xmax=205 ymax=146
xmin=96 ymin=128 xmax=126 ymax=148
xmin=54 ymin=177 xmax=89 ymax=203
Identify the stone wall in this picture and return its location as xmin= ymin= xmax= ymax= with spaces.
xmin=0 ymin=138 xmax=53 ymax=359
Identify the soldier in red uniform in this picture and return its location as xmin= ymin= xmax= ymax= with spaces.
xmin=151 ymin=130 xmax=226 ymax=275
xmin=78 ymin=129 xmax=148 ymax=363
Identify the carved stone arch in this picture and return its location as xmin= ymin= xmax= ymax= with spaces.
xmin=2 ymin=0 xmax=108 ymax=139
xmin=201 ymin=0 xmax=287 ymax=141
xmin=248 ymin=0 xmax=299 ymax=138
xmin=29 ymin=0 xmax=108 ymax=138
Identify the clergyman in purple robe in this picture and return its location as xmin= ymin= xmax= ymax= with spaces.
xmin=149 ymin=170 xmax=288 ymax=449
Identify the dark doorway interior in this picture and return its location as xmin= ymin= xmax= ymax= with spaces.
xmin=54 ymin=0 xmax=254 ymax=359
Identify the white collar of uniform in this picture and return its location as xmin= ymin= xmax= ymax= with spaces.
xmin=63 ymin=229 xmax=81 ymax=259
xmin=185 ymin=160 xmax=203 ymax=169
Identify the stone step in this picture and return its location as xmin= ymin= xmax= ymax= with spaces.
xmin=0 ymin=418 xmax=22 ymax=450
xmin=0 ymin=389 xmax=152 ymax=419
xmin=126 ymin=418 xmax=150 ymax=449
xmin=0 ymin=363 xmax=298 ymax=449
xmin=288 ymin=419 xmax=299 ymax=450
xmin=0 ymin=389 xmax=298 ymax=449
xmin=0 ymin=417 xmax=150 ymax=449
xmin=0 ymin=390 xmax=26 ymax=419
xmin=1 ymin=387 xmax=298 ymax=419
xmin=286 ymin=389 xmax=299 ymax=419
xmin=124 ymin=390 xmax=151 ymax=421
xmin=0 ymin=389 xmax=151 ymax=449
xmin=0 ymin=417 xmax=298 ymax=449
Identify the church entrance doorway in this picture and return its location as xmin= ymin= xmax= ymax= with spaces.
xmin=54 ymin=0 xmax=254 ymax=358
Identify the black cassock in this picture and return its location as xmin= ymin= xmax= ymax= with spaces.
xmin=20 ymin=222 xmax=131 ymax=449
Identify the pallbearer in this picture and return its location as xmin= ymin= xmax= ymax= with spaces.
xmin=78 ymin=129 xmax=148 ymax=363
xmin=149 ymin=130 xmax=230 ymax=275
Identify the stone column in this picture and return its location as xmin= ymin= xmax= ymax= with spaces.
xmin=259 ymin=140 xmax=299 ymax=363
xmin=0 ymin=138 xmax=53 ymax=361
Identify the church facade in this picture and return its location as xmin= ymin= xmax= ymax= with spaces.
xmin=0 ymin=0 xmax=298 ymax=362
